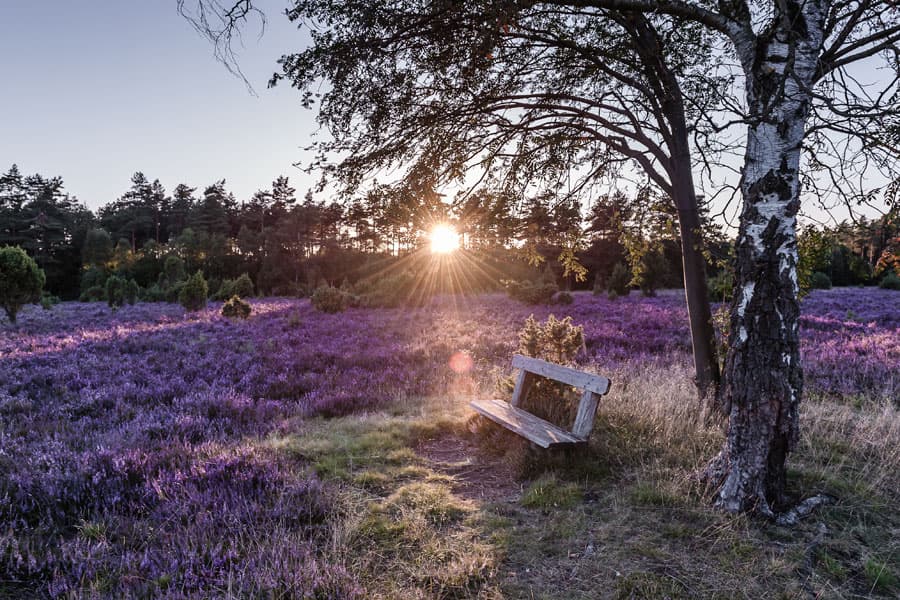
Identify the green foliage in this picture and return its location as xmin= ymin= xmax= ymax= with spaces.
xmin=502 ymin=279 xmax=558 ymax=305
xmin=879 ymin=271 xmax=900 ymax=290
xmin=863 ymin=557 xmax=897 ymax=591
xmin=518 ymin=314 xmax=584 ymax=364
xmin=707 ymin=267 xmax=733 ymax=302
xmin=311 ymin=285 xmax=348 ymax=313
xmin=0 ymin=245 xmax=46 ymax=323
xmin=624 ymin=239 xmax=668 ymax=297
xmin=140 ymin=284 xmax=167 ymax=302
xmin=106 ymin=276 xmax=140 ymax=309
xmin=513 ymin=314 xmax=585 ymax=427
xmin=79 ymin=285 xmax=106 ymax=302
xmin=162 ymin=255 xmax=186 ymax=288
xmin=798 ymin=227 xmax=833 ymax=295
xmin=809 ymin=271 xmax=832 ymax=290
xmin=80 ymin=266 xmax=107 ymax=296
xmin=520 ymin=474 xmax=582 ymax=508
xmin=178 ymin=270 xmax=208 ymax=312
xmin=215 ymin=272 xmax=255 ymax=301
xmin=221 ymin=295 xmax=252 ymax=319
xmin=82 ymin=228 xmax=113 ymax=267
xmin=606 ymin=262 xmax=631 ymax=297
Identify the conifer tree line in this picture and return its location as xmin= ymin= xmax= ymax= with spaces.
xmin=1 ymin=163 xmax=897 ymax=300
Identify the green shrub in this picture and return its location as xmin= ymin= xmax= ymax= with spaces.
xmin=810 ymin=271 xmax=832 ymax=290
xmin=215 ymin=272 xmax=255 ymax=300
xmin=105 ymin=276 xmax=140 ymax=309
xmin=106 ymin=275 xmax=126 ymax=308
xmin=179 ymin=271 xmax=208 ymax=312
xmin=554 ymin=291 xmax=574 ymax=305
xmin=41 ymin=292 xmax=60 ymax=309
xmin=162 ymin=255 xmax=186 ymax=287
xmin=507 ymin=314 xmax=585 ymax=427
xmin=79 ymin=285 xmax=106 ymax=302
xmin=221 ymin=295 xmax=252 ymax=319
xmin=879 ymin=271 xmax=900 ymax=290
xmin=141 ymin=284 xmax=166 ymax=302
xmin=606 ymin=262 xmax=631 ymax=297
xmin=0 ymin=246 xmax=46 ymax=323
xmin=707 ymin=268 xmax=733 ymax=301
xmin=502 ymin=279 xmax=558 ymax=305
xmin=311 ymin=285 xmax=348 ymax=313
xmin=80 ymin=266 xmax=107 ymax=295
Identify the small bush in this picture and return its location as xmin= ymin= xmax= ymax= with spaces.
xmin=79 ymin=285 xmax=106 ymax=302
xmin=507 ymin=314 xmax=586 ymax=427
xmin=879 ymin=271 xmax=900 ymax=290
xmin=311 ymin=285 xmax=348 ymax=313
xmin=502 ymin=279 xmax=558 ymax=305
xmin=810 ymin=271 xmax=832 ymax=289
xmin=80 ymin=266 xmax=107 ymax=295
xmin=41 ymin=292 xmax=60 ymax=309
xmin=106 ymin=275 xmax=126 ymax=309
xmin=554 ymin=291 xmax=574 ymax=305
xmin=0 ymin=245 xmax=46 ymax=323
xmin=179 ymin=271 xmax=208 ymax=312
xmin=161 ymin=255 xmax=186 ymax=287
xmin=140 ymin=284 xmax=166 ymax=302
xmin=221 ymin=295 xmax=252 ymax=319
xmin=106 ymin=276 xmax=140 ymax=309
xmin=607 ymin=262 xmax=631 ymax=297
xmin=215 ymin=273 xmax=254 ymax=300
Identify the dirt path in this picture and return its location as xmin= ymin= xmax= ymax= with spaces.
xmin=416 ymin=433 xmax=522 ymax=503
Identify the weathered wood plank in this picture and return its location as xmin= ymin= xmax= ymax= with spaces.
xmin=511 ymin=354 xmax=611 ymax=395
xmin=470 ymin=398 xmax=585 ymax=448
xmin=571 ymin=390 xmax=599 ymax=439
xmin=510 ymin=370 xmax=536 ymax=407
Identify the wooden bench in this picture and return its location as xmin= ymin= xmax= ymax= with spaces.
xmin=470 ymin=354 xmax=612 ymax=448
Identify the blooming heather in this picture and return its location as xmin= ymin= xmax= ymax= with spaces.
xmin=0 ymin=288 xmax=896 ymax=595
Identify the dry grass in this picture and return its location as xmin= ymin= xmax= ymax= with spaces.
xmin=272 ymin=360 xmax=900 ymax=598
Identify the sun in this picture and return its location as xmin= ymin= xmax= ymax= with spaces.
xmin=429 ymin=224 xmax=460 ymax=254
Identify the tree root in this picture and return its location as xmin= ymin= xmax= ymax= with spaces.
xmin=775 ymin=494 xmax=835 ymax=527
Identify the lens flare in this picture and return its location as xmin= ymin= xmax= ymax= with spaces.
xmin=430 ymin=224 xmax=460 ymax=254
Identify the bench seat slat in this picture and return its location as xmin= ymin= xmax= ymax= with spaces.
xmin=511 ymin=354 xmax=611 ymax=395
xmin=470 ymin=398 xmax=585 ymax=448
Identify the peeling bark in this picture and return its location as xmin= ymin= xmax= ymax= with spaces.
xmin=705 ymin=0 xmax=828 ymax=515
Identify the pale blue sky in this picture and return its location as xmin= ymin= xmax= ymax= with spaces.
xmin=0 ymin=2 xmax=890 ymax=226
xmin=0 ymin=0 xmax=318 ymax=210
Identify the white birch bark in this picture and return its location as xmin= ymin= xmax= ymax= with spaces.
xmin=711 ymin=0 xmax=829 ymax=514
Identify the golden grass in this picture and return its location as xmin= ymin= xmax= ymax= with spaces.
xmin=270 ymin=361 xmax=900 ymax=598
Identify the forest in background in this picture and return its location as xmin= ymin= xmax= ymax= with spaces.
xmin=1 ymin=163 xmax=897 ymax=302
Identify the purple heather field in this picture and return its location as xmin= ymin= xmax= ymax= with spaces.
xmin=0 ymin=288 xmax=897 ymax=596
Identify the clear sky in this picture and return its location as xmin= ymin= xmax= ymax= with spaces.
xmin=0 ymin=0 xmax=318 ymax=211
xmin=1 ymin=2 xmax=890 ymax=227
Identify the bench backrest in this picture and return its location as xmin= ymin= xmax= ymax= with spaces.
xmin=511 ymin=354 xmax=611 ymax=395
xmin=509 ymin=354 xmax=611 ymax=440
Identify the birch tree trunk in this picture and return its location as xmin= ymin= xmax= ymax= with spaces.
xmin=706 ymin=0 xmax=828 ymax=515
